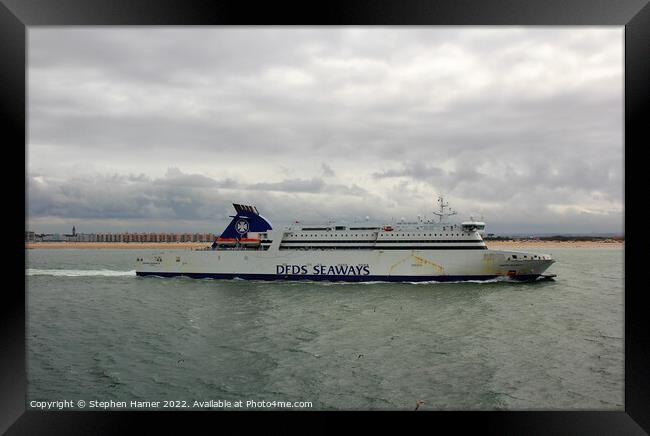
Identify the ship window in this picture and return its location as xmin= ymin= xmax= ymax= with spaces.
xmin=512 ymin=255 xmax=518 ymax=259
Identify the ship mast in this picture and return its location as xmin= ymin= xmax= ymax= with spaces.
xmin=432 ymin=195 xmax=457 ymax=223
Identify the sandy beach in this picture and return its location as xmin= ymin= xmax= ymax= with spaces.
xmin=25 ymin=240 xmax=623 ymax=250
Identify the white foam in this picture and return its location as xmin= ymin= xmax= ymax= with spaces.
xmin=408 ymin=277 xmax=514 ymax=285
xmin=26 ymin=268 xmax=136 ymax=277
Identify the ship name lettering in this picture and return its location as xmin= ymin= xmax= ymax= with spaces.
xmin=276 ymin=265 xmax=308 ymax=275
xmin=276 ymin=264 xmax=370 ymax=276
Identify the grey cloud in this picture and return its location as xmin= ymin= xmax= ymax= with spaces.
xmin=27 ymin=27 xmax=623 ymax=234
xmin=374 ymin=157 xmax=621 ymax=205
xmin=321 ymin=163 xmax=335 ymax=177
xmin=249 ymin=178 xmax=326 ymax=193
xmin=373 ymin=162 xmax=445 ymax=179
xmin=27 ymin=169 xmax=372 ymax=229
xmin=26 ymin=167 xmax=621 ymax=234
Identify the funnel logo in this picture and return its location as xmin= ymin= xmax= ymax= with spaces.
xmin=235 ymin=219 xmax=249 ymax=234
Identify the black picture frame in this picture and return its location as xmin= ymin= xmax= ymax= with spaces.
xmin=3 ymin=0 xmax=648 ymax=433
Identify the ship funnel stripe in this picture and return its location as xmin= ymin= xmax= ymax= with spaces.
xmin=233 ymin=203 xmax=259 ymax=215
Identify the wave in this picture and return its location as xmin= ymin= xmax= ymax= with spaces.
xmin=408 ymin=277 xmax=515 ymax=285
xmin=26 ymin=268 xmax=136 ymax=277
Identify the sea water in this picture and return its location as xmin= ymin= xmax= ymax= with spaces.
xmin=25 ymin=247 xmax=624 ymax=410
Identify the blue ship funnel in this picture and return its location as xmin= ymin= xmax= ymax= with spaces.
xmin=219 ymin=204 xmax=273 ymax=239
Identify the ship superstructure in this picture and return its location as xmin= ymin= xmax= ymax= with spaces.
xmin=135 ymin=197 xmax=555 ymax=282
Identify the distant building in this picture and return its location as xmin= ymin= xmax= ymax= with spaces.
xmin=42 ymin=233 xmax=64 ymax=242
xmin=27 ymin=230 xmax=216 ymax=243
xmin=62 ymin=225 xmax=79 ymax=242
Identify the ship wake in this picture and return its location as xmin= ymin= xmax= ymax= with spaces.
xmin=26 ymin=268 xmax=136 ymax=277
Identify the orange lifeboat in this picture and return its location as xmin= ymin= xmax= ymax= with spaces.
xmin=239 ymin=237 xmax=261 ymax=246
xmin=216 ymin=237 xmax=238 ymax=246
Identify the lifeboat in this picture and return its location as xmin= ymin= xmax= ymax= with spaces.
xmin=383 ymin=226 xmax=394 ymax=232
xmin=216 ymin=237 xmax=238 ymax=246
xmin=239 ymin=237 xmax=261 ymax=246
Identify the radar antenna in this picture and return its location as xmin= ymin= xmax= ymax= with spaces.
xmin=432 ymin=195 xmax=457 ymax=223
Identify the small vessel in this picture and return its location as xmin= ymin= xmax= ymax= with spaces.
xmin=135 ymin=196 xmax=555 ymax=282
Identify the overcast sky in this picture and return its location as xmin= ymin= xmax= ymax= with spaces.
xmin=27 ymin=27 xmax=623 ymax=234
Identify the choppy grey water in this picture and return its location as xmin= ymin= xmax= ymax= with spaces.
xmin=26 ymin=247 xmax=624 ymax=410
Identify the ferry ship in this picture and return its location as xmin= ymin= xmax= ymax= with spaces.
xmin=135 ymin=197 xmax=555 ymax=282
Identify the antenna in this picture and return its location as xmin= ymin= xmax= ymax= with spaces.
xmin=431 ymin=195 xmax=457 ymax=223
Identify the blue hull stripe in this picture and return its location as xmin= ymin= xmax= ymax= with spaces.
xmin=135 ymin=272 xmax=542 ymax=282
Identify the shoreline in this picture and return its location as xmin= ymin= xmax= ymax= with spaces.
xmin=25 ymin=240 xmax=624 ymax=250
xmin=487 ymin=240 xmax=623 ymax=249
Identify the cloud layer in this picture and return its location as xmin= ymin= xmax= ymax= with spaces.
xmin=27 ymin=27 xmax=623 ymax=234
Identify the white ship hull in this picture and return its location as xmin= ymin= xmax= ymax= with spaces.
xmin=135 ymin=201 xmax=555 ymax=282
xmin=135 ymin=247 xmax=554 ymax=282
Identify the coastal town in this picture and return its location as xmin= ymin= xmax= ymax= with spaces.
xmin=25 ymin=226 xmax=216 ymax=244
